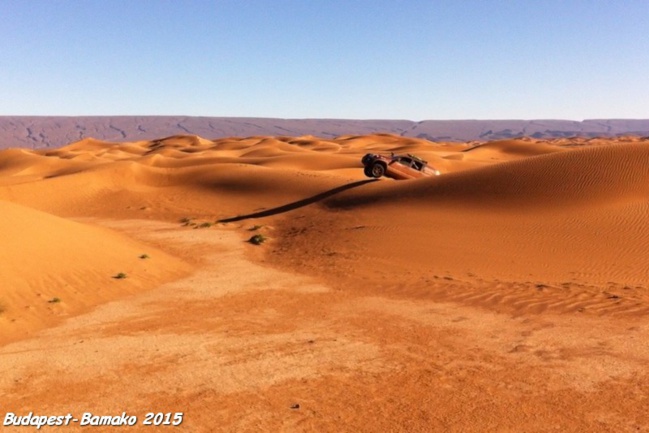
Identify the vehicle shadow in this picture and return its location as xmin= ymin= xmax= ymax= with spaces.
xmin=218 ymin=179 xmax=378 ymax=223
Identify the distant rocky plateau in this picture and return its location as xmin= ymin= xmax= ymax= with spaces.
xmin=1 ymin=116 xmax=649 ymax=149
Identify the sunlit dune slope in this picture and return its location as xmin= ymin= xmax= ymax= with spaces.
xmin=460 ymin=138 xmax=566 ymax=165
xmin=327 ymin=141 xmax=649 ymax=210
xmin=0 ymin=199 xmax=190 ymax=343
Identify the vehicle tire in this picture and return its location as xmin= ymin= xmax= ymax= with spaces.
xmin=370 ymin=162 xmax=385 ymax=178
xmin=363 ymin=166 xmax=373 ymax=177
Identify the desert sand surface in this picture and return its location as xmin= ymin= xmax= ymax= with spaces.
xmin=1 ymin=133 xmax=648 ymax=432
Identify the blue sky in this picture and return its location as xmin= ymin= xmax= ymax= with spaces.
xmin=1 ymin=0 xmax=647 ymax=120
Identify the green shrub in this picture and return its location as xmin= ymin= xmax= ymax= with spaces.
xmin=249 ymin=234 xmax=267 ymax=245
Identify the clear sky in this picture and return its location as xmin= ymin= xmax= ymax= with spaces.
xmin=1 ymin=0 xmax=647 ymax=120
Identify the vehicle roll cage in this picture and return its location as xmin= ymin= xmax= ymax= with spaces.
xmin=391 ymin=152 xmax=427 ymax=165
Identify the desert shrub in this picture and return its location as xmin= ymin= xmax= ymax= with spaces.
xmin=249 ymin=234 xmax=267 ymax=245
xmin=199 ymin=222 xmax=212 ymax=228
xmin=48 ymin=297 xmax=61 ymax=303
xmin=249 ymin=225 xmax=263 ymax=231
xmin=114 ymin=272 xmax=127 ymax=279
xmin=139 ymin=254 xmax=150 ymax=259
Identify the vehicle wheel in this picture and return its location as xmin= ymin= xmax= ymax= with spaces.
xmin=363 ymin=166 xmax=373 ymax=177
xmin=370 ymin=163 xmax=385 ymax=178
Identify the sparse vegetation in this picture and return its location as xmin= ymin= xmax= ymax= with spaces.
xmin=48 ymin=297 xmax=61 ymax=303
xmin=248 ymin=234 xmax=267 ymax=245
xmin=182 ymin=217 xmax=214 ymax=229
xmin=139 ymin=254 xmax=150 ymax=259
xmin=114 ymin=272 xmax=128 ymax=279
xmin=249 ymin=225 xmax=263 ymax=231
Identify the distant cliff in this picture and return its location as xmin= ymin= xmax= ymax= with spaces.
xmin=1 ymin=116 xmax=648 ymax=149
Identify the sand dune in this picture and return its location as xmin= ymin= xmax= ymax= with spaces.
xmin=1 ymin=132 xmax=649 ymax=431
xmin=462 ymin=138 xmax=566 ymax=158
xmin=2 ymin=133 xmax=648 ymax=288
xmin=0 ymin=199 xmax=190 ymax=344
xmin=329 ymin=140 xmax=649 ymax=209
xmin=2 ymin=132 xmax=648 ymax=294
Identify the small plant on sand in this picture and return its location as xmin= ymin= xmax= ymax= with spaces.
xmin=249 ymin=225 xmax=263 ymax=231
xmin=198 ymin=222 xmax=213 ymax=229
xmin=180 ymin=217 xmax=193 ymax=226
xmin=48 ymin=297 xmax=61 ymax=304
xmin=114 ymin=272 xmax=128 ymax=279
xmin=139 ymin=254 xmax=150 ymax=259
xmin=248 ymin=234 xmax=267 ymax=245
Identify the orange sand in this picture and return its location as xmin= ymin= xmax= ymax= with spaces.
xmin=0 ymin=134 xmax=648 ymax=432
